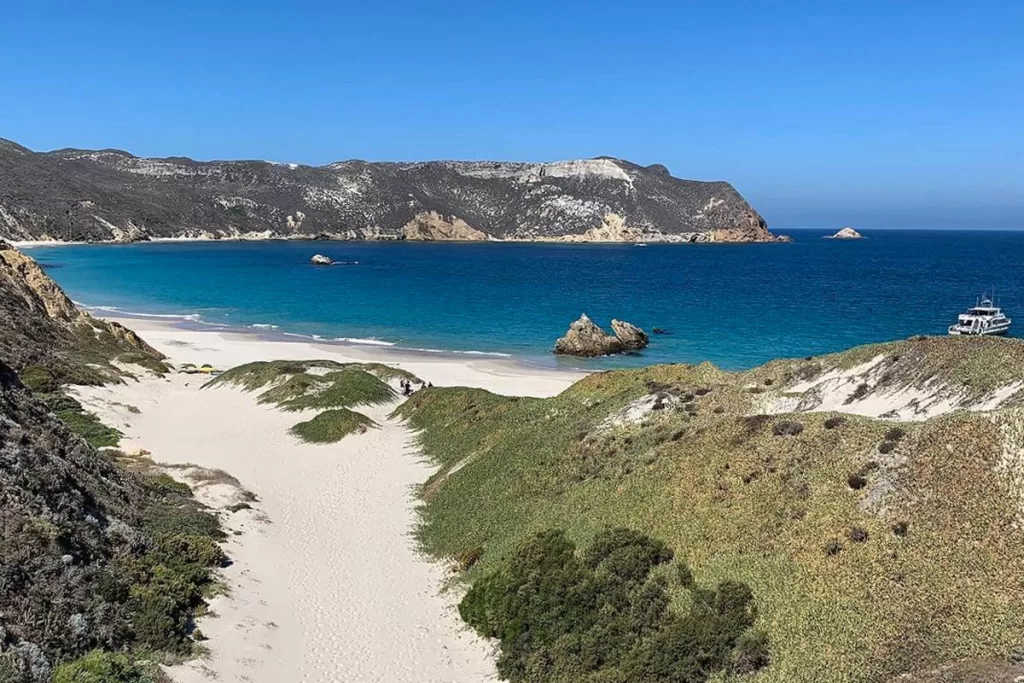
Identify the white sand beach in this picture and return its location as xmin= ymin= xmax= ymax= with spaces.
xmin=74 ymin=318 xmax=586 ymax=683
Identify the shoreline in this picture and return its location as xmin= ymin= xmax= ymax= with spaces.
xmin=73 ymin=315 xmax=584 ymax=682
xmin=102 ymin=315 xmax=587 ymax=396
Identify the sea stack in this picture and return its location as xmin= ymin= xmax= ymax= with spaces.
xmin=828 ymin=227 xmax=863 ymax=239
xmin=554 ymin=314 xmax=649 ymax=356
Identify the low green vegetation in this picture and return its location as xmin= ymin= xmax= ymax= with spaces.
xmin=461 ymin=527 xmax=767 ymax=683
xmin=276 ymin=368 xmax=395 ymax=411
xmin=51 ymin=650 xmax=167 ymax=683
xmin=397 ymin=340 xmax=1024 ymax=683
xmin=34 ymin=393 xmax=123 ymax=448
xmin=211 ymin=359 xmax=415 ymax=444
xmin=290 ymin=408 xmax=377 ymax=443
xmin=116 ymin=351 xmax=171 ymax=377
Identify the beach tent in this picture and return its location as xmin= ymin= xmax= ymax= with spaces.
xmin=179 ymin=363 xmax=198 ymax=374
xmin=198 ymin=364 xmax=216 ymax=374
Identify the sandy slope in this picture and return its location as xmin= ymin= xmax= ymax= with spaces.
xmin=74 ymin=319 xmax=584 ymax=683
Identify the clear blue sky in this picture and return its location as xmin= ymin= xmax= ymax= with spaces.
xmin=2 ymin=0 xmax=1022 ymax=229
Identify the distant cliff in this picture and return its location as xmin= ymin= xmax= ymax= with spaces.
xmin=0 ymin=139 xmax=787 ymax=244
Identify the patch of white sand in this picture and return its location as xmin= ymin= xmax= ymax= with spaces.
xmin=74 ymin=318 xmax=585 ymax=682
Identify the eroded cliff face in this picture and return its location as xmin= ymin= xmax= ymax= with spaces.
xmin=401 ymin=211 xmax=488 ymax=241
xmin=0 ymin=138 xmax=786 ymax=243
xmin=0 ymin=241 xmax=164 ymax=382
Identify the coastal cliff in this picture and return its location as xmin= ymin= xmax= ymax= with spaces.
xmin=0 ymin=240 xmax=165 ymax=384
xmin=0 ymin=139 xmax=786 ymax=244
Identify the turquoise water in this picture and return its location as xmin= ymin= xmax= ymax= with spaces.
xmin=30 ymin=229 xmax=1024 ymax=371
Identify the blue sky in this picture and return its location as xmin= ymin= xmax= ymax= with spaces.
xmin=2 ymin=0 xmax=1022 ymax=229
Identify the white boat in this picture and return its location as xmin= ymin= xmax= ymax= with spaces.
xmin=948 ymin=295 xmax=1011 ymax=336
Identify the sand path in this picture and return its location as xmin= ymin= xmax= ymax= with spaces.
xmin=74 ymin=318 xmax=582 ymax=681
xmin=79 ymin=375 xmax=497 ymax=682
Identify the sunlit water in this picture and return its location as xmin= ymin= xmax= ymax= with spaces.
xmin=32 ymin=229 xmax=1024 ymax=370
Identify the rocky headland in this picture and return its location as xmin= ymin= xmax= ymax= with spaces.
xmin=0 ymin=138 xmax=788 ymax=244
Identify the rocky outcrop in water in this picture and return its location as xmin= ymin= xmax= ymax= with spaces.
xmin=610 ymin=319 xmax=649 ymax=350
xmin=310 ymin=254 xmax=333 ymax=265
xmin=828 ymin=227 xmax=863 ymax=239
xmin=554 ymin=314 xmax=650 ymax=357
xmin=0 ymin=138 xmax=787 ymax=244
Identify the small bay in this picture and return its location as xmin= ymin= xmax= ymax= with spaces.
xmin=32 ymin=228 xmax=1024 ymax=370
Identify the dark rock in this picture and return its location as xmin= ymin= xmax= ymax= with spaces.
xmin=651 ymin=327 xmax=669 ymax=335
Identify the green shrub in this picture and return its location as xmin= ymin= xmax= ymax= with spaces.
xmin=290 ymin=408 xmax=376 ymax=443
xmin=459 ymin=528 xmax=764 ymax=682
xmin=143 ymin=473 xmax=193 ymax=498
xmin=56 ymin=408 xmax=122 ymax=447
xmin=52 ymin=650 xmax=158 ymax=683
xmin=19 ymin=364 xmax=59 ymax=392
xmin=279 ymin=368 xmax=394 ymax=411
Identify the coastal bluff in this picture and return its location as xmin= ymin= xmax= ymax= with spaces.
xmin=0 ymin=138 xmax=786 ymax=244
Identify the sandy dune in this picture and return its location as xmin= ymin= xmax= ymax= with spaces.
xmin=74 ymin=319 xmax=584 ymax=683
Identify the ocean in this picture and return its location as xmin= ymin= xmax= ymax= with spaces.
xmin=28 ymin=229 xmax=1024 ymax=371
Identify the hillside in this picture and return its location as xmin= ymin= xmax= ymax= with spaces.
xmin=0 ymin=138 xmax=786 ymax=244
xmin=395 ymin=335 xmax=1024 ymax=683
xmin=0 ymin=243 xmax=224 ymax=681
xmin=0 ymin=240 xmax=167 ymax=386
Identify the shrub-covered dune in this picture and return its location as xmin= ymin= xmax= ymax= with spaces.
xmin=396 ymin=336 xmax=1024 ymax=683
xmin=209 ymin=359 xmax=417 ymax=443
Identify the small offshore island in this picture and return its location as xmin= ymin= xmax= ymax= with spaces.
xmin=3 ymin=239 xmax=1024 ymax=683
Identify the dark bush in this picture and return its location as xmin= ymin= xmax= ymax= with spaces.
xmin=733 ymin=629 xmax=771 ymax=674
xmin=713 ymin=406 xmax=725 ymax=414
xmin=695 ymin=387 xmax=712 ymax=396
xmin=460 ymin=528 xmax=763 ymax=683
xmin=456 ymin=547 xmax=483 ymax=571
xmin=676 ymin=563 xmax=695 ymax=588
xmin=884 ymin=427 xmax=906 ymax=442
xmin=847 ymin=474 xmax=868 ymax=490
xmin=845 ymin=383 xmax=870 ymax=404
xmin=878 ymin=440 xmax=897 ymax=454
xmin=772 ymin=421 xmax=804 ymax=437
xmin=892 ymin=521 xmax=909 ymax=537
xmin=823 ymin=416 xmax=847 ymax=430
xmin=847 ymin=527 xmax=869 ymax=543
xmin=143 ymin=473 xmax=193 ymax=498
xmin=825 ymin=540 xmax=843 ymax=556
xmin=763 ymin=378 xmax=774 ymax=386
